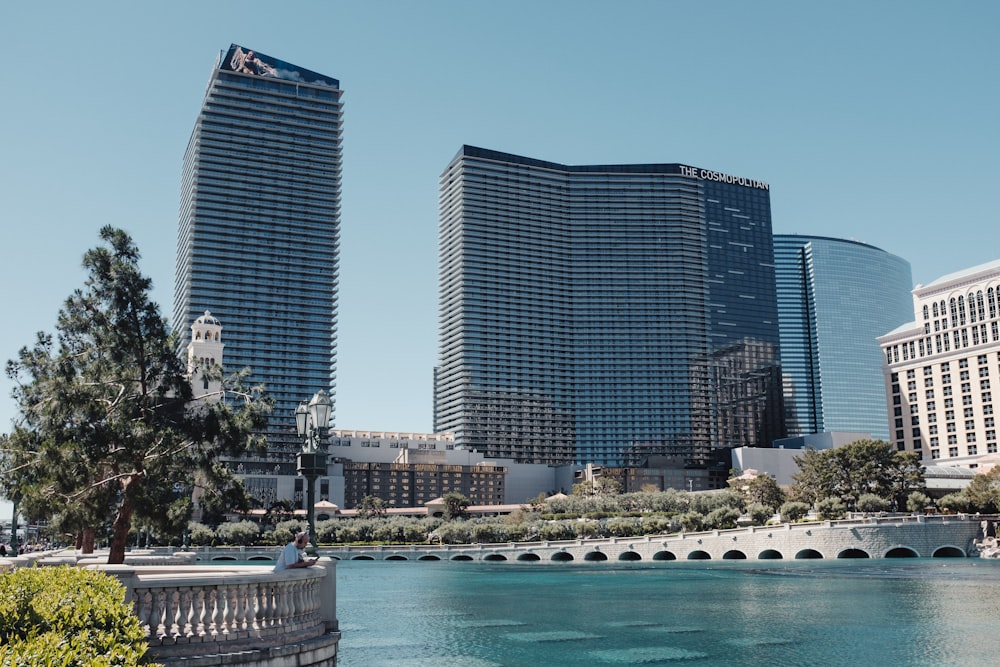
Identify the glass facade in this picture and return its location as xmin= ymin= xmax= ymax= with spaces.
xmin=774 ymin=235 xmax=912 ymax=440
xmin=173 ymin=44 xmax=342 ymax=430
xmin=435 ymin=146 xmax=784 ymax=466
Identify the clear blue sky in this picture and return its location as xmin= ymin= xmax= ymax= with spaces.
xmin=2 ymin=1 xmax=998 ymax=515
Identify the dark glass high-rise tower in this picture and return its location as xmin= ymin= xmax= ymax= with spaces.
xmin=774 ymin=235 xmax=912 ymax=440
xmin=174 ymin=44 xmax=342 ymax=430
xmin=435 ymin=146 xmax=784 ymax=467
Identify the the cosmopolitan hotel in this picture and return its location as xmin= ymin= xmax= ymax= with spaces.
xmin=435 ymin=147 xmax=785 ymax=490
xmin=879 ymin=259 xmax=1000 ymax=468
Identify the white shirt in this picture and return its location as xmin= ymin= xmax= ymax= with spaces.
xmin=273 ymin=541 xmax=303 ymax=572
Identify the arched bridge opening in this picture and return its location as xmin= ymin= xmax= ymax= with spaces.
xmin=884 ymin=547 xmax=919 ymax=558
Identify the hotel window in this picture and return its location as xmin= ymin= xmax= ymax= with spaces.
xmin=987 ymin=418 xmax=996 ymax=428
xmin=942 ymin=374 xmax=951 ymax=384
xmin=949 ymin=435 xmax=958 ymax=445
xmin=932 ymin=449 xmax=940 ymax=459
xmin=983 ymin=380 xmax=992 ymax=390
xmin=925 ymin=390 xmax=934 ymax=399
xmin=907 ymin=381 xmax=917 ymax=391
xmin=909 ymin=393 xmax=918 ymax=402
xmin=966 ymin=420 xmax=976 ymax=430
xmin=911 ymin=416 xmax=920 ymax=426
xmin=912 ymin=427 xmax=921 ymax=437
xmin=961 ymin=370 xmax=970 ymax=381
xmin=968 ymin=444 xmax=978 ymax=455
xmin=924 ymin=366 xmax=934 ymax=376
xmin=949 ymin=447 xmax=959 ymax=457
xmin=967 ymin=432 xmax=977 ymax=442
xmin=964 ymin=395 xmax=974 ymax=406
xmin=924 ymin=378 xmax=934 ymax=387
xmin=930 ymin=437 xmax=939 ymax=447
xmin=962 ymin=383 xmax=971 ymax=393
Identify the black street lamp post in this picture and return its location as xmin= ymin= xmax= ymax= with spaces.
xmin=295 ymin=390 xmax=332 ymax=548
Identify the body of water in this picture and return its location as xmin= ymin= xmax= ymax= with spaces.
xmin=336 ymin=559 xmax=1000 ymax=666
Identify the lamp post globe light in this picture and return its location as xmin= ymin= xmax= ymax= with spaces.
xmin=295 ymin=389 xmax=332 ymax=548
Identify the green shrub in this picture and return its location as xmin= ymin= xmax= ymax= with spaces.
xmin=0 ymin=566 xmax=155 ymax=666
xmin=856 ymin=493 xmax=890 ymax=513
xmin=187 ymin=521 xmax=215 ymax=547
xmin=815 ymin=497 xmax=847 ymax=520
xmin=779 ymin=501 xmax=811 ymax=523
xmin=677 ymin=511 xmax=705 ymax=533
xmin=705 ymin=507 xmax=741 ymax=530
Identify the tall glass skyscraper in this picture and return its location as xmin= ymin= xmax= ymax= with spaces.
xmin=773 ymin=235 xmax=912 ymax=440
xmin=174 ymin=45 xmax=342 ymax=430
xmin=435 ymin=146 xmax=784 ymax=468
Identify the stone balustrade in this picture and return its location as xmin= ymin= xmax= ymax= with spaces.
xmin=91 ymin=560 xmax=339 ymax=664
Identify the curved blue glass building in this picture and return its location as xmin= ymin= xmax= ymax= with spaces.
xmin=173 ymin=45 xmax=342 ymax=430
xmin=773 ymin=235 xmax=912 ymax=440
xmin=436 ymin=147 xmax=784 ymax=468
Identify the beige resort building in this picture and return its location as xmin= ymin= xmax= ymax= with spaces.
xmin=879 ymin=259 xmax=1000 ymax=470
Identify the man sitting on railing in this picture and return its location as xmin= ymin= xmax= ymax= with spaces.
xmin=273 ymin=532 xmax=319 ymax=572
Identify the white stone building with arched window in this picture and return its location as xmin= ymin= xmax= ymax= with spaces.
xmin=879 ymin=259 xmax=1000 ymax=469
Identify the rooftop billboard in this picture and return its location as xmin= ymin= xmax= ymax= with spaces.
xmin=221 ymin=44 xmax=339 ymax=88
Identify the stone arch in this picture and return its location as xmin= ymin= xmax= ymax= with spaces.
xmin=484 ymin=554 xmax=507 ymax=561
xmin=211 ymin=555 xmax=238 ymax=561
xmin=551 ymin=551 xmax=574 ymax=562
xmin=417 ymin=555 xmax=441 ymax=561
xmin=247 ymin=555 xmax=273 ymax=562
xmin=794 ymin=549 xmax=823 ymax=559
xmin=618 ymin=551 xmax=642 ymax=561
xmin=385 ymin=555 xmax=408 ymax=561
xmin=451 ymin=554 xmax=474 ymax=561
xmin=884 ymin=546 xmax=919 ymax=558
xmin=584 ymin=551 xmax=608 ymax=561
xmin=837 ymin=548 xmax=870 ymax=559
xmin=687 ymin=550 xmax=711 ymax=560
xmin=351 ymin=555 xmax=375 ymax=560
xmin=932 ymin=546 xmax=966 ymax=558
xmin=652 ymin=550 xmax=676 ymax=561
xmin=757 ymin=549 xmax=783 ymax=560
xmin=517 ymin=553 xmax=541 ymax=562
xmin=722 ymin=550 xmax=747 ymax=560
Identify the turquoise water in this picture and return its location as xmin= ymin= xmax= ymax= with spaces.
xmin=336 ymin=559 xmax=1000 ymax=666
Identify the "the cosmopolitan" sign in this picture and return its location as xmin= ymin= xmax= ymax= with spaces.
xmin=677 ymin=165 xmax=769 ymax=191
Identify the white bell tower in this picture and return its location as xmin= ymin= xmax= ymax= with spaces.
xmin=188 ymin=310 xmax=225 ymax=402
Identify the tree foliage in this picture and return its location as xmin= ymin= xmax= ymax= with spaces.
xmin=442 ymin=492 xmax=470 ymax=520
xmin=0 ymin=566 xmax=155 ymax=666
xmin=357 ymin=495 xmax=388 ymax=519
xmin=729 ymin=472 xmax=785 ymax=511
xmin=790 ymin=439 xmax=925 ymax=509
xmin=0 ymin=227 xmax=270 ymax=564
xmin=962 ymin=467 xmax=1000 ymax=514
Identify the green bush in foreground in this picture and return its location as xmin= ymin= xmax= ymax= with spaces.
xmin=0 ymin=566 xmax=156 ymax=667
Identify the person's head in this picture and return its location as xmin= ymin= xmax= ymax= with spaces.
xmin=295 ymin=532 xmax=309 ymax=547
